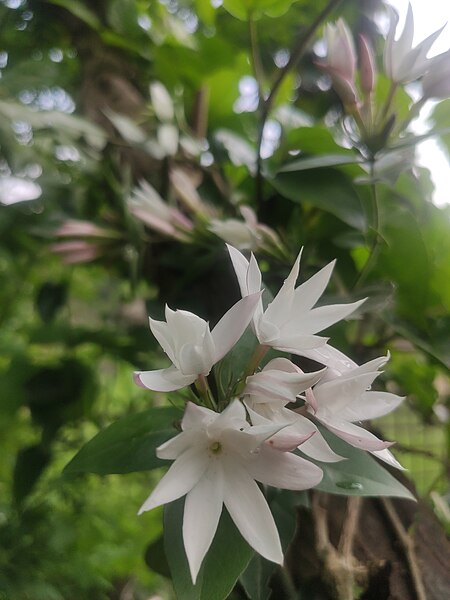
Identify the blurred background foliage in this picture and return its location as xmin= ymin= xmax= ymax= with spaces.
xmin=0 ymin=0 xmax=449 ymax=598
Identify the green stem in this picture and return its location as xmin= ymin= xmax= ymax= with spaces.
xmin=354 ymin=163 xmax=382 ymax=289
xmin=255 ymin=0 xmax=346 ymax=204
xmin=194 ymin=375 xmax=217 ymax=410
xmin=248 ymin=14 xmax=265 ymax=101
xmin=235 ymin=344 xmax=269 ymax=396
xmin=380 ymin=81 xmax=398 ymax=122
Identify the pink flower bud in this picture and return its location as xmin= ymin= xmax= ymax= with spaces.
xmin=359 ymin=34 xmax=376 ymax=95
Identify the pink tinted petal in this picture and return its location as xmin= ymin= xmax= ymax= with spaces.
xmin=211 ymin=292 xmax=261 ymax=362
xmin=249 ymin=446 xmax=323 ymax=490
xmin=183 ymin=463 xmax=224 ymax=584
xmin=135 ymin=366 xmax=195 ymax=392
xmin=320 ymin=419 xmax=394 ymax=451
xmin=138 ymin=446 xmax=208 ymax=514
xmin=222 ymin=460 xmax=283 ymax=565
xmin=265 ymin=430 xmax=315 ymax=452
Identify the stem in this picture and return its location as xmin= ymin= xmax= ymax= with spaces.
xmin=380 ymin=81 xmax=398 ymax=122
xmin=248 ymin=15 xmax=265 ymax=101
xmin=195 ymin=375 xmax=217 ymax=410
xmin=255 ymin=0 xmax=346 ymax=203
xmin=354 ymin=162 xmax=382 ymax=289
xmin=380 ymin=498 xmax=427 ymax=600
xmin=235 ymin=344 xmax=269 ymax=396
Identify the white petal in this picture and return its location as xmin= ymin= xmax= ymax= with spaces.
xmin=135 ymin=366 xmax=195 ymax=392
xmin=273 ymin=334 xmax=328 ymax=353
xmin=264 ymin=250 xmax=302 ymax=326
xmin=298 ymin=426 xmax=345 ymax=462
xmin=178 ymin=341 xmax=213 ymax=376
xmin=182 ymin=401 xmax=216 ymax=430
xmin=340 ymin=391 xmax=405 ymax=422
xmin=227 ymin=244 xmax=250 ymax=296
xmin=371 ymin=448 xmax=405 ymax=470
xmin=138 ymin=446 xmax=209 ymax=514
xmin=245 ymin=365 xmax=325 ymax=404
xmin=313 ymin=371 xmax=380 ymax=415
xmin=211 ymin=292 xmax=261 ymax=362
xmin=319 ymin=419 xmax=394 ymax=451
xmin=248 ymin=445 xmax=323 ymax=490
xmin=165 ymin=306 xmax=207 ymax=350
xmin=293 ymin=259 xmax=335 ymax=314
xmin=149 ymin=317 xmax=177 ymax=365
xmin=183 ymin=463 xmax=224 ymax=584
xmin=298 ymin=344 xmax=357 ymax=377
xmin=291 ymin=298 xmax=366 ymax=335
xmin=222 ymin=460 xmax=283 ymax=565
xmin=157 ymin=430 xmax=199 ymax=460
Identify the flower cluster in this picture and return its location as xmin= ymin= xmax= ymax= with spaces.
xmin=135 ymin=246 xmax=404 ymax=583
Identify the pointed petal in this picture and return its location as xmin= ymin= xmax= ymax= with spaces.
xmin=371 ymin=448 xmax=405 ymax=470
xmin=292 ymin=298 xmax=366 ymax=335
xmin=298 ymin=344 xmax=357 ymax=377
xmin=293 ymin=259 xmax=335 ymax=314
xmin=248 ymin=445 xmax=323 ymax=490
xmin=149 ymin=317 xmax=177 ymax=365
xmin=211 ymin=292 xmax=261 ymax=362
xmin=273 ymin=334 xmax=328 ymax=354
xmin=183 ymin=464 xmax=224 ymax=584
xmin=313 ymin=371 xmax=381 ymax=415
xmin=298 ymin=424 xmax=345 ymax=462
xmin=319 ymin=419 xmax=394 ymax=451
xmin=264 ymin=250 xmax=302 ymax=325
xmin=135 ymin=366 xmax=195 ymax=392
xmin=340 ymin=391 xmax=405 ymax=422
xmin=227 ymin=244 xmax=250 ymax=296
xmin=138 ymin=446 xmax=209 ymax=514
xmin=222 ymin=460 xmax=283 ymax=565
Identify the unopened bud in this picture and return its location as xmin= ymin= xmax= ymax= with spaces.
xmin=359 ymin=35 xmax=376 ymax=95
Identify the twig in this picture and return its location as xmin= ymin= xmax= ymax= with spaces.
xmin=380 ymin=498 xmax=428 ymax=600
xmin=255 ymin=0 xmax=346 ymax=202
xmin=338 ymin=497 xmax=362 ymax=558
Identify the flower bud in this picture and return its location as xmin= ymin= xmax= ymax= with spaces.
xmin=359 ymin=34 xmax=376 ymax=95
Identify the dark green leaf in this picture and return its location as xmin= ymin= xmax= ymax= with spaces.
xmin=64 ymin=406 xmax=181 ymax=475
xmin=279 ymin=154 xmax=362 ymax=173
xmin=304 ymin=428 xmax=415 ymax=500
xmin=145 ymin=535 xmax=171 ymax=578
xmin=165 ymin=498 xmax=254 ymax=600
xmin=272 ymin=169 xmax=367 ymax=230
xmin=36 ymin=282 xmax=67 ymax=323
xmin=13 ymin=444 xmax=51 ymax=505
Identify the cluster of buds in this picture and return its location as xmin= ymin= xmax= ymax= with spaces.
xmin=49 ymin=219 xmax=123 ymax=264
xmin=319 ymin=3 xmax=450 ymax=155
xmin=127 ymin=168 xmax=283 ymax=254
xmin=135 ymin=246 xmax=404 ymax=583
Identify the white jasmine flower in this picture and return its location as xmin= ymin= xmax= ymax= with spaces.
xmin=139 ymin=400 xmax=323 ymax=583
xmin=227 ymin=245 xmax=365 ymax=367
xmin=135 ymin=293 xmax=261 ymax=391
xmin=305 ymin=355 xmax=405 ymax=468
xmin=384 ymin=3 xmax=445 ymax=84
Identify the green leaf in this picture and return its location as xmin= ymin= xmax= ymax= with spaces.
xmin=272 ymin=169 xmax=367 ymax=230
xmin=306 ymin=428 xmax=415 ymax=500
xmin=279 ymin=153 xmax=363 ymax=173
xmin=165 ymin=498 xmax=254 ymax=600
xmin=64 ymin=406 xmax=181 ymax=475
xmin=223 ymin=0 xmax=292 ymax=20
